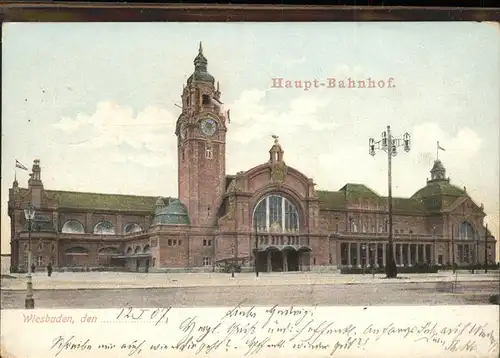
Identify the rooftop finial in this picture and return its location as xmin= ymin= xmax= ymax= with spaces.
xmin=199 ymin=41 xmax=203 ymax=55
xmin=272 ymin=134 xmax=279 ymax=145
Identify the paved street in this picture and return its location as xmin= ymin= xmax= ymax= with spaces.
xmin=2 ymin=270 xmax=499 ymax=290
xmin=1 ymin=278 xmax=498 ymax=309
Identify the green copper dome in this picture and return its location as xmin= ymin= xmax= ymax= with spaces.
xmin=411 ymin=160 xmax=467 ymax=212
xmin=187 ymin=42 xmax=215 ymax=85
xmin=412 ymin=181 xmax=466 ymax=199
xmin=152 ymin=199 xmax=190 ymax=225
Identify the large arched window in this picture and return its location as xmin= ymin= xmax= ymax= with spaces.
xmin=93 ymin=221 xmax=115 ymax=235
xmin=124 ymin=223 xmax=143 ymax=234
xmin=61 ymin=220 xmax=85 ymax=234
xmin=459 ymin=221 xmax=475 ymax=240
xmin=252 ymin=195 xmax=299 ymax=233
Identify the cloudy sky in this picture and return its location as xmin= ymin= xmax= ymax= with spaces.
xmin=2 ymin=22 xmax=499 ymax=257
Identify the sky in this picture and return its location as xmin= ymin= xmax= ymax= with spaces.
xmin=2 ymin=22 xmax=499 ymax=258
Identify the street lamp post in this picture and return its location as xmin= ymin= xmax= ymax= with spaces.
xmin=484 ymin=223 xmax=489 ymax=273
xmin=369 ymin=125 xmax=411 ymax=278
xmin=24 ymin=202 xmax=36 ymax=309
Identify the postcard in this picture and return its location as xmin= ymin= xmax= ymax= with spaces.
xmin=1 ymin=19 xmax=499 ymax=358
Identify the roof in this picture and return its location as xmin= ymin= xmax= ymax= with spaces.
xmin=317 ymin=183 xmax=427 ymax=214
xmin=45 ymin=190 xmax=159 ymax=212
xmin=339 ymin=183 xmax=380 ymax=198
xmin=13 ymin=174 xmax=238 ymax=213
xmin=411 ymin=180 xmax=468 ymax=212
xmin=412 ymin=180 xmax=466 ymax=198
xmin=152 ymin=199 xmax=190 ymax=225
xmin=13 ymin=188 xmax=159 ymax=212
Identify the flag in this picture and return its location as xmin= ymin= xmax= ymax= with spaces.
xmin=437 ymin=142 xmax=445 ymax=151
xmin=15 ymin=159 xmax=28 ymax=171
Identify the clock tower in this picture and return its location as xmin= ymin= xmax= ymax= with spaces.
xmin=176 ymin=43 xmax=228 ymax=227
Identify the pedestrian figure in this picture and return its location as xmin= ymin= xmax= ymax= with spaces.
xmin=31 ymin=263 xmax=36 ymax=274
xmin=47 ymin=262 xmax=53 ymax=277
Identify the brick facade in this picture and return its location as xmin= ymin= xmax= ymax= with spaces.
xmin=7 ymin=45 xmax=497 ymax=273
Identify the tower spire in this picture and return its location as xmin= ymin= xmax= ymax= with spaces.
xmin=199 ymin=41 xmax=203 ymax=55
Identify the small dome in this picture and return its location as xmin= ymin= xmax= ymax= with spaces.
xmin=411 ymin=181 xmax=467 ymax=212
xmin=187 ymin=42 xmax=215 ymax=85
xmin=431 ymin=159 xmax=445 ymax=171
xmin=187 ymin=72 xmax=215 ymax=85
xmin=412 ymin=181 xmax=466 ymax=199
xmin=152 ymin=199 xmax=190 ymax=225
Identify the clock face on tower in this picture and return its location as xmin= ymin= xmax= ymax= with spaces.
xmin=200 ymin=118 xmax=217 ymax=137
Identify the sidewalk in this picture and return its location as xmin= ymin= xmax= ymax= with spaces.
xmin=1 ymin=271 xmax=498 ymax=291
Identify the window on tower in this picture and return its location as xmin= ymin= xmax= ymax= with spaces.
xmin=202 ymin=95 xmax=210 ymax=105
xmin=205 ymin=144 xmax=213 ymax=159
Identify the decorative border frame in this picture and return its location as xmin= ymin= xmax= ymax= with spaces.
xmin=1 ymin=3 xmax=499 ymax=22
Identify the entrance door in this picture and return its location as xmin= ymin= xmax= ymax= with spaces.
xmin=286 ymin=250 xmax=300 ymax=271
xmin=270 ymin=250 xmax=282 ymax=271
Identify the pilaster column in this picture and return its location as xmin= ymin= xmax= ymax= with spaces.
xmin=382 ymin=243 xmax=386 ymax=267
xmin=347 ymin=243 xmax=352 ymax=267
xmin=416 ymin=244 xmax=419 ymax=263
xmin=283 ymin=251 xmax=288 ymax=272
xmin=374 ymin=243 xmax=378 ymax=267
xmin=267 ymin=251 xmax=272 ymax=272
xmin=399 ymin=244 xmax=403 ymax=266
xmin=356 ymin=243 xmax=361 ymax=268
xmin=407 ymin=244 xmax=411 ymax=266
xmin=366 ymin=244 xmax=370 ymax=266
xmin=336 ymin=241 xmax=341 ymax=267
xmin=423 ymin=244 xmax=427 ymax=263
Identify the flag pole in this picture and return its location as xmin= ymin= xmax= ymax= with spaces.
xmin=436 ymin=141 xmax=439 ymax=160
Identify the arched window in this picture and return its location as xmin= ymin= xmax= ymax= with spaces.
xmin=124 ymin=223 xmax=143 ymax=234
xmin=134 ymin=246 xmax=141 ymax=254
xmin=61 ymin=220 xmax=85 ymax=234
xmin=143 ymin=245 xmax=150 ymax=254
xmin=459 ymin=221 xmax=475 ymax=240
xmin=252 ymin=195 xmax=299 ymax=233
xmin=93 ymin=221 xmax=115 ymax=235
xmin=126 ymin=247 xmax=133 ymax=255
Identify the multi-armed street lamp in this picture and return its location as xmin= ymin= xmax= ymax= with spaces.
xmin=24 ymin=202 xmax=36 ymax=309
xmin=369 ymin=126 xmax=411 ymax=278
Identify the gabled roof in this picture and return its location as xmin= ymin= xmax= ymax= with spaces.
xmin=339 ymin=183 xmax=380 ymax=198
xmin=45 ymin=190 xmax=159 ymax=212
xmin=317 ymin=183 xmax=427 ymax=214
xmin=13 ymin=188 xmax=159 ymax=212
